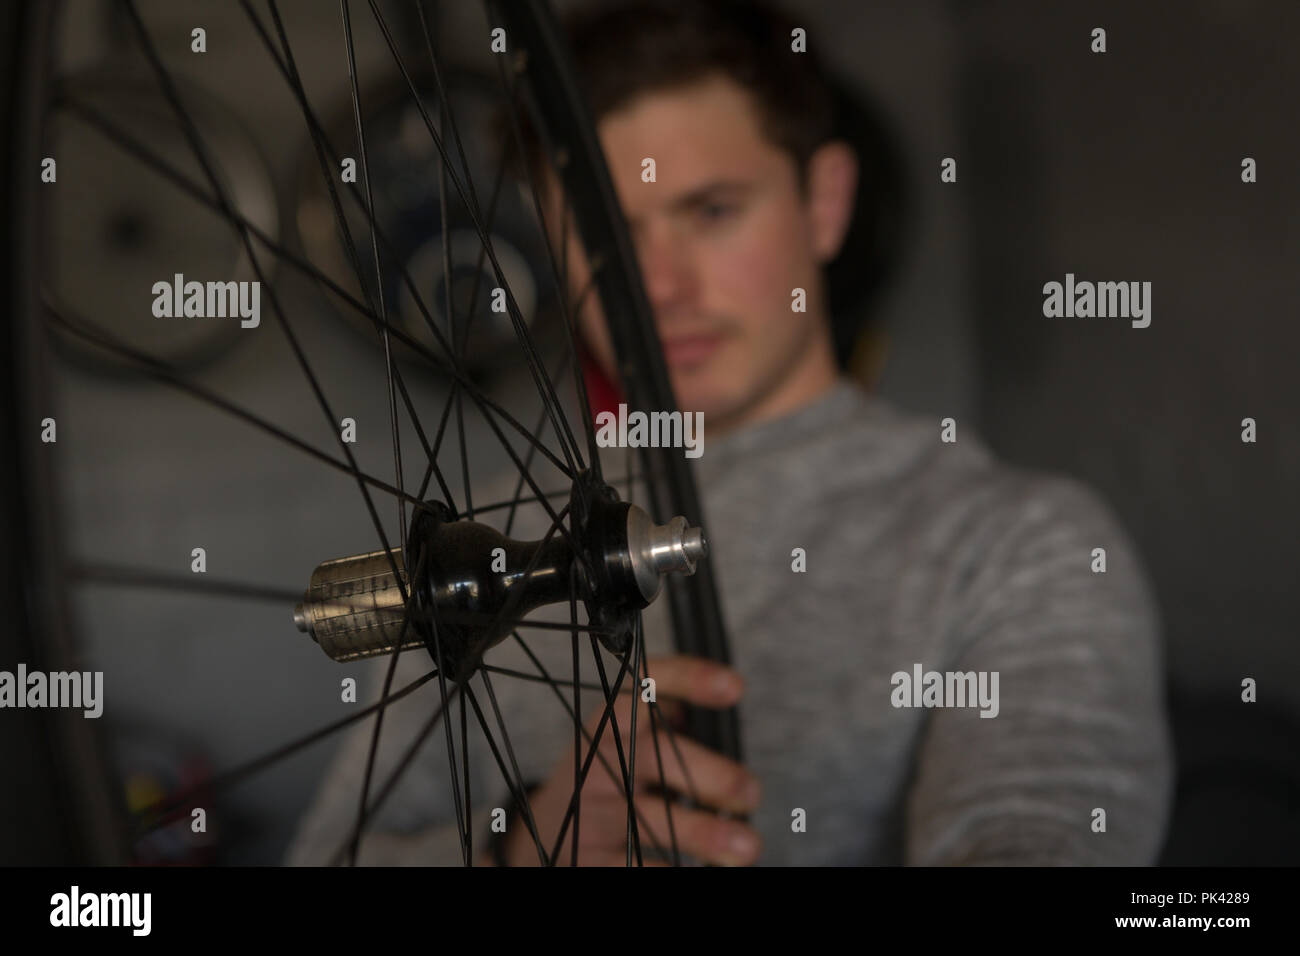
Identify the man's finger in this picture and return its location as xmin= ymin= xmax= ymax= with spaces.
xmin=639 ymin=655 xmax=745 ymax=708
xmin=632 ymin=728 xmax=761 ymax=814
xmin=629 ymin=795 xmax=763 ymax=867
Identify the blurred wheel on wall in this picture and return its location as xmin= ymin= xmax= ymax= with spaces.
xmin=46 ymin=72 xmax=279 ymax=377
xmin=293 ymin=70 xmax=552 ymax=377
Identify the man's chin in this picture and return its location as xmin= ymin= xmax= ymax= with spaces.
xmin=669 ymin=381 xmax=748 ymax=430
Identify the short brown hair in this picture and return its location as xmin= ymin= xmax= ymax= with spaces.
xmin=503 ymin=0 xmax=838 ymax=192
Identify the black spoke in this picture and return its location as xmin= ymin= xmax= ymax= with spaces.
xmin=487 ymin=26 xmax=604 ymax=483
xmin=427 ymin=21 xmax=473 ymax=523
xmin=52 ymin=89 xmax=573 ymax=491
xmin=416 ymin=0 xmax=488 ymax=233
xmin=640 ymin=626 xmax=682 ymax=866
xmin=514 ymin=619 xmax=614 ymax=635
xmin=338 ymin=0 xmax=417 ymax=867
xmin=570 ymin=566 xmax=582 ymax=865
xmin=502 ymin=274 xmax=604 ymax=538
xmin=347 ymin=546 xmax=429 ymax=866
xmin=121 ymin=3 xmax=413 ymax=677
xmin=546 ymin=650 xmax=634 ymax=862
xmin=340 ymin=0 xmax=408 ymax=571
xmin=359 ymin=497 xmax=576 ymax=866
xmin=503 ymin=632 xmax=671 ymax=861
xmin=418 ymin=0 xmax=530 ymax=527
xmin=71 ymin=563 xmax=302 ymax=604
xmin=247 ymin=0 xmax=452 ymax=370
xmin=327 ymin=676 xmax=464 ymax=866
xmin=425 ymin=606 xmax=470 ymax=865
xmin=588 ymin=637 xmax=642 ymax=865
xmin=48 ymin=305 xmax=428 ymax=513
xmin=257 ymin=0 xmax=442 ymax=502
xmin=362 ymin=0 xmax=587 ymax=487
xmin=127 ymin=666 xmax=439 ymax=842
xmin=627 ymin=614 xmax=643 ymax=866
xmin=475 ymin=671 xmax=551 ymax=865
xmin=656 ymin=695 xmax=703 ymax=814
xmin=253 ymin=0 xmax=457 ymax=515
xmin=626 ymin=446 xmax=679 ymax=864
xmin=476 ymin=471 xmax=640 ymax=523
xmin=460 ymin=682 xmax=473 ymax=863
xmin=236 ymin=0 xmax=581 ymax=500
xmin=472 ymin=395 xmax=591 ymax=574
xmin=259 ymin=0 xmax=457 ymax=514
xmin=479 ymin=663 xmax=603 ymax=693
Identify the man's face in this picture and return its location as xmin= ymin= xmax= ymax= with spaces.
xmin=546 ymin=73 xmax=855 ymax=432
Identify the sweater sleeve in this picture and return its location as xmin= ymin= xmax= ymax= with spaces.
xmin=903 ymin=474 xmax=1174 ymax=865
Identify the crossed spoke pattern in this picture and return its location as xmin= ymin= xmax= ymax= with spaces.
xmin=44 ymin=0 xmax=714 ymax=867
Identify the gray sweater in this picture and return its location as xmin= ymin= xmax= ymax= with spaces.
xmin=286 ymin=379 xmax=1173 ymax=865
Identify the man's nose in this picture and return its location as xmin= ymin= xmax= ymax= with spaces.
xmin=637 ymin=225 xmax=695 ymax=313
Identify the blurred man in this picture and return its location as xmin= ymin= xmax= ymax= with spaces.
xmin=290 ymin=0 xmax=1172 ymax=866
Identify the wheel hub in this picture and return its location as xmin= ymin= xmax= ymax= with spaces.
xmin=293 ymin=472 xmax=706 ymax=680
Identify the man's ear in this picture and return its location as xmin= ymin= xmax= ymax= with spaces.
xmin=805 ymin=140 xmax=858 ymax=264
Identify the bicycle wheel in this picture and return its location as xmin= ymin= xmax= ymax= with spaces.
xmin=4 ymin=0 xmax=737 ymax=866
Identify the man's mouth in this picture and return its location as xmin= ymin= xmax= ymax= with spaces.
xmin=660 ymin=331 xmax=728 ymax=367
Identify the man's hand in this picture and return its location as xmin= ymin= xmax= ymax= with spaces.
xmin=498 ymin=655 xmax=761 ymax=866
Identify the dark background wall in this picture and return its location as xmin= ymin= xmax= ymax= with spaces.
xmin=950 ymin=0 xmax=1300 ymax=863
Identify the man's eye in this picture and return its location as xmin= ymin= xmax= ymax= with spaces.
xmin=698 ymin=202 xmax=735 ymax=223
